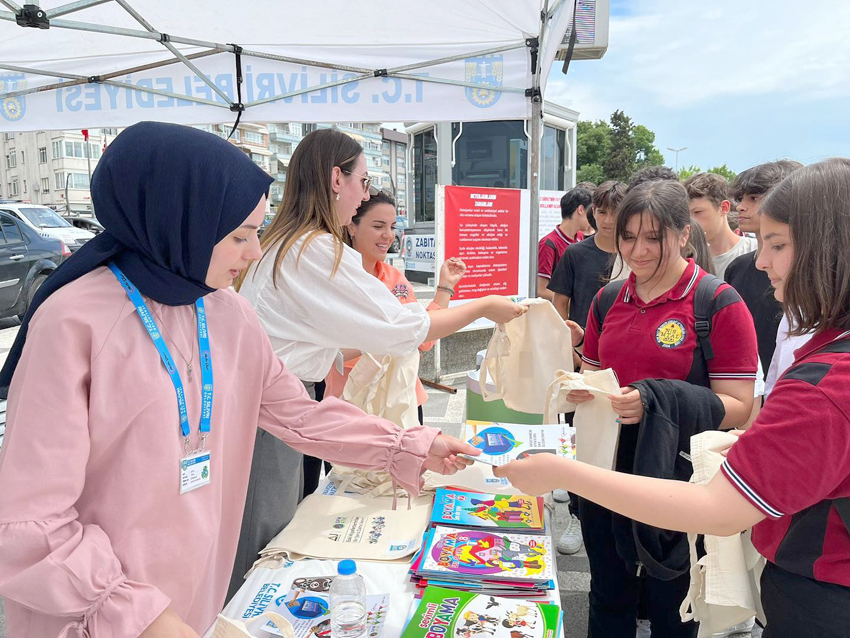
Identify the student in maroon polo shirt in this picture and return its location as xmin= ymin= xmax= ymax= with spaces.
xmin=495 ymin=158 xmax=850 ymax=638
xmin=537 ymin=187 xmax=590 ymax=300
xmin=543 ymin=180 xmax=759 ymax=637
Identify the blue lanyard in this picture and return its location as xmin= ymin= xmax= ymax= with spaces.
xmin=108 ymin=262 xmax=214 ymax=451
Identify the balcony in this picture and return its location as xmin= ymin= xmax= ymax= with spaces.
xmin=270 ymin=131 xmax=302 ymax=144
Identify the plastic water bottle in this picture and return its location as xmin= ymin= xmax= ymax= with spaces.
xmin=330 ymin=559 xmax=367 ymax=638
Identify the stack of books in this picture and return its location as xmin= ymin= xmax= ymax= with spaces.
xmin=402 ymin=585 xmax=563 ymax=638
xmin=408 ymin=488 xmax=555 ymax=598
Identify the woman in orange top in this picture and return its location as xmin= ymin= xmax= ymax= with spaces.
xmin=325 ymin=190 xmax=465 ymax=422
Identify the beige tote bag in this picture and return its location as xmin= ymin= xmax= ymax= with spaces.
xmin=343 ymin=351 xmax=420 ymax=430
xmin=679 ymin=431 xmax=766 ymax=636
xmin=255 ymin=493 xmax=431 ymax=567
xmin=481 ymin=298 xmax=574 ymax=414
xmin=211 ymin=611 xmax=295 ymax=638
xmin=544 ymin=368 xmax=622 ymax=470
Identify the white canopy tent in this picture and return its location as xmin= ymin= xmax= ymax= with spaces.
xmin=0 ymin=0 xmax=576 ymax=292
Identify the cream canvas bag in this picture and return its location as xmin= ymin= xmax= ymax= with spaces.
xmin=481 ymin=298 xmax=574 ymax=414
xmin=544 ymin=368 xmax=622 ymax=470
xmin=342 ymin=350 xmax=420 ymax=430
xmin=255 ymin=493 xmax=431 ymax=568
xmin=680 ymin=431 xmax=766 ymax=636
xmin=211 ymin=612 xmax=295 ymax=638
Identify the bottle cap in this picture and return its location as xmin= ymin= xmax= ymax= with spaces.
xmin=338 ymin=559 xmax=357 ymax=576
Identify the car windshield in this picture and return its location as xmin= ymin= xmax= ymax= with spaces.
xmin=18 ymin=206 xmax=72 ymax=229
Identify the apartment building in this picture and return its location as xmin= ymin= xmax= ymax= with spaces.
xmin=0 ymin=129 xmax=115 ymax=213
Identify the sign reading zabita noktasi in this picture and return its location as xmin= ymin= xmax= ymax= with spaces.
xmin=0 ymin=1 xmax=575 ymax=131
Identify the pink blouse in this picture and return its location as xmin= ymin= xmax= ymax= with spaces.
xmin=0 ymin=267 xmax=438 ymax=637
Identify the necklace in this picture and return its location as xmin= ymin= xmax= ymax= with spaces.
xmin=147 ymin=299 xmax=196 ymax=382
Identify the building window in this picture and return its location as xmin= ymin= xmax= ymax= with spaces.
xmin=541 ymin=125 xmax=567 ymax=191
xmin=41 ymin=177 xmax=50 ymax=192
xmin=10 ymin=179 xmax=18 ymax=196
xmin=101 ymin=128 xmax=118 ymax=136
xmin=245 ymin=131 xmax=264 ymax=144
xmin=87 ymin=143 xmax=100 ymax=160
xmin=3 ymin=132 xmax=13 ymax=141
xmin=20 ymin=151 xmax=24 ymax=165
xmin=451 ymin=121 xmax=528 ymax=189
xmin=52 ymin=141 xmax=63 ymax=158
xmin=22 ymin=180 xmax=26 ymax=193
xmin=55 ymin=172 xmax=90 ymax=189
xmin=38 ymin=147 xmax=48 ymax=164
xmin=412 ymin=128 xmax=437 ymax=223
xmin=6 ymin=151 xmax=16 ymax=168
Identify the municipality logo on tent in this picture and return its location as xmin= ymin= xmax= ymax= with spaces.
xmin=1 ymin=73 xmax=27 ymax=122
xmin=465 ymin=55 xmax=504 ymax=109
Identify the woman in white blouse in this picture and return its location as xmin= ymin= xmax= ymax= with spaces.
xmin=230 ymin=128 xmax=523 ymax=597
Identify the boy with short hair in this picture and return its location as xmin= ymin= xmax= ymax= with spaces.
xmin=684 ymin=172 xmax=757 ymax=279
xmin=537 ymin=186 xmax=591 ymax=300
xmin=549 ymin=180 xmax=627 ymax=327
xmin=725 ymin=160 xmax=803 ymax=372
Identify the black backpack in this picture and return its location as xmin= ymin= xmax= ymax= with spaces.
xmin=591 ymin=273 xmax=742 ymax=387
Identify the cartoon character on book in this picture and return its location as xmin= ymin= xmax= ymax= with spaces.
xmin=502 ymin=606 xmax=537 ymax=630
xmin=464 ymin=497 xmax=533 ymax=525
xmin=464 ymin=534 xmax=546 ymax=573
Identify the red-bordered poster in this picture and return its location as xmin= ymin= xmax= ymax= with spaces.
xmin=443 ymin=186 xmax=522 ymax=300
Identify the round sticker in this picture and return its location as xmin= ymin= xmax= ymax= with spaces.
xmin=656 ymin=319 xmax=686 ymax=348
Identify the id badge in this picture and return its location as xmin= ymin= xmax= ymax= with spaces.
xmin=180 ymin=450 xmax=211 ymax=494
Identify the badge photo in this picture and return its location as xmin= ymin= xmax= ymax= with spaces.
xmin=656 ymin=319 xmax=686 ymax=349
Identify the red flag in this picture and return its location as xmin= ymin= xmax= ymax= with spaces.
xmin=81 ymin=129 xmax=89 ymax=141
xmin=102 ymin=136 xmax=107 ymax=153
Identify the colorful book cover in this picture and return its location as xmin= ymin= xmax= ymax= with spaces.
xmin=418 ymin=526 xmax=554 ymax=583
xmin=402 ymin=586 xmax=562 ymax=638
xmin=431 ymin=488 xmax=545 ymax=532
xmin=465 ymin=422 xmax=576 ymax=466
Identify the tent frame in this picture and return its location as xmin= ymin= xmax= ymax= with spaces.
xmin=1 ymin=0 xmax=568 ymax=305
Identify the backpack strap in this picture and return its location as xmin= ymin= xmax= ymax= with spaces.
xmin=692 ymin=274 xmax=740 ymax=361
xmin=593 ymin=280 xmax=628 ymax=333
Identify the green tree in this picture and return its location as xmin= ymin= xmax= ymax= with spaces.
xmin=677 ymin=165 xmax=703 ymax=181
xmin=576 ymin=163 xmax=606 ymax=186
xmin=706 ymin=164 xmax=737 ymax=182
xmin=633 ymin=124 xmax=665 ymax=169
xmin=603 ymin=110 xmax=635 ymax=183
xmin=576 ymin=120 xmax=611 ymax=168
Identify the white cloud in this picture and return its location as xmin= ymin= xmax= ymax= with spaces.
xmin=547 ymin=0 xmax=850 ymax=113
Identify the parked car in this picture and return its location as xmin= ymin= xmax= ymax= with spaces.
xmin=0 ymin=202 xmax=95 ymax=251
xmin=67 ymin=215 xmax=105 ymax=235
xmin=392 ymin=214 xmax=408 ymax=254
xmin=0 ymin=210 xmax=68 ymax=322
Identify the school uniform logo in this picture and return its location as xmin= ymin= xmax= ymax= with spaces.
xmin=656 ymin=319 xmax=687 ymax=348
xmin=391 ymin=283 xmax=409 ymax=300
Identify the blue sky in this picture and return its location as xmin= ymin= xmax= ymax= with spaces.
xmin=545 ymin=0 xmax=850 ymax=173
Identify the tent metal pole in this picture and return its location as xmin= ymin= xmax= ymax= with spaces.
xmin=47 ymin=0 xmax=113 ymax=19
xmin=0 ymin=50 xmax=221 ymax=100
xmin=0 ymin=10 xmax=229 ymax=50
xmin=0 ymin=0 xmax=20 ymax=13
xmin=239 ymin=49 xmax=371 ymax=75
xmin=0 ymin=71 xmax=228 ymax=109
xmin=112 ymin=0 xmax=233 ymax=105
xmin=243 ymin=72 xmax=372 ymax=108
xmin=528 ymin=0 xmax=551 ymax=299
xmin=386 ymin=42 xmax=526 ymax=74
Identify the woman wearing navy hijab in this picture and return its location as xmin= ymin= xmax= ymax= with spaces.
xmin=0 ymin=122 xmax=476 ymax=638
